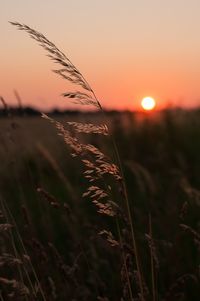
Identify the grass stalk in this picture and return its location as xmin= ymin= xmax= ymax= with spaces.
xmin=2 ymin=200 xmax=47 ymax=301
xmin=149 ymin=213 xmax=156 ymax=301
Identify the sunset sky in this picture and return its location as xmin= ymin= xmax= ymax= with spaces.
xmin=1 ymin=0 xmax=200 ymax=110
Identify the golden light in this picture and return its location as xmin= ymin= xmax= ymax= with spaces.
xmin=141 ymin=97 xmax=156 ymax=111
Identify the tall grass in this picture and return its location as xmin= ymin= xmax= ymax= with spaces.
xmin=11 ymin=21 xmax=147 ymax=300
xmin=0 ymin=22 xmax=199 ymax=300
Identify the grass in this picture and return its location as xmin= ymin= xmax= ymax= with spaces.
xmin=0 ymin=110 xmax=200 ymax=300
xmin=0 ymin=22 xmax=200 ymax=300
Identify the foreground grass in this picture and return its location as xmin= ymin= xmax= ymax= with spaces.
xmin=0 ymin=109 xmax=200 ymax=300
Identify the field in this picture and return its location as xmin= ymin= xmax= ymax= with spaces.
xmin=0 ymin=109 xmax=200 ymax=300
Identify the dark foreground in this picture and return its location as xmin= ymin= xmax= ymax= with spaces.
xmin=0 ymin=109 xmax=200 ymax=300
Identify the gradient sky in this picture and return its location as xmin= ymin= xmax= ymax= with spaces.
xmin=1 ymin=0 xmax=200 ymax=110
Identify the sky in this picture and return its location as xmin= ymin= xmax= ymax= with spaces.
xmin=1 ymin=0 xmax=200 ymax=111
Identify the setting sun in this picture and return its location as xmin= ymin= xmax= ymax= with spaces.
xmin=141 ymin=96 xmax=156 ymax=111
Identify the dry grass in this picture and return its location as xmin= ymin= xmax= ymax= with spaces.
xmin=0 ymin=22 xmax=199 ymax=300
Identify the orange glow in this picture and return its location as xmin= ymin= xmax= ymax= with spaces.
xmin=141 ymin=97 xmax=156 ymax=111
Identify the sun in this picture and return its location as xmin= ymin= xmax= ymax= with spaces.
xmin=141 ymin=96 xmax=156 ymax=111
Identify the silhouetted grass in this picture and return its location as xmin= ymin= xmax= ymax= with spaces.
xmin=0 ymin=109 xmax=200 ymax=300
xmin=0 ymin=22 xmax=199 ymax=300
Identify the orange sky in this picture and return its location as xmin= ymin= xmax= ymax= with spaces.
xmin=1 ymin=0 xmax=200 ymax=111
